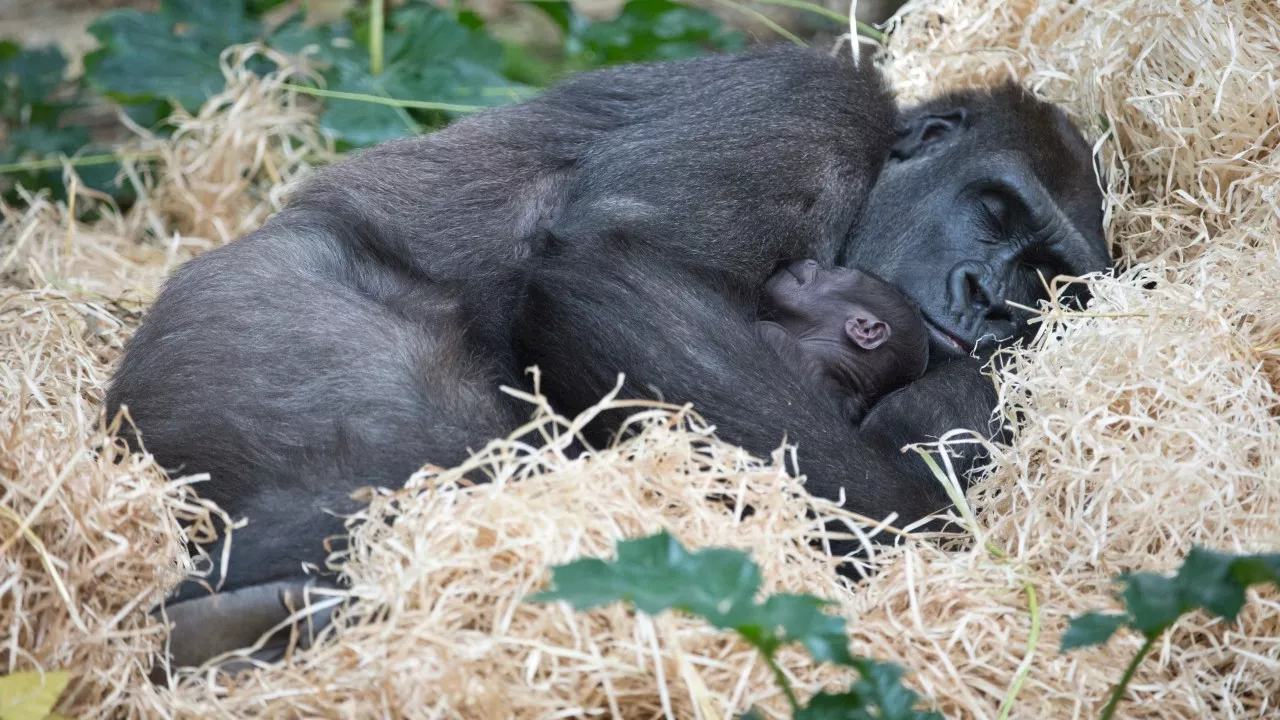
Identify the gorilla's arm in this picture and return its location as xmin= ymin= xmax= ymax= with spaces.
xmin=520 ymin=249 xmax=982 ymax=527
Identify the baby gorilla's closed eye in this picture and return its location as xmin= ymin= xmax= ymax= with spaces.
xmin=757 ymin=261 xmax=930 ymax=421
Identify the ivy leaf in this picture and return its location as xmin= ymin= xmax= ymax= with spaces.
xmin=531 ymin=531 xmax=764 ymax=625
xmin=846 ymin=658 xmax=941 ymax=720
xmin=532 ymin=533 xmax=860 ymax=664
xmin=1060 ymin=611 xmax=1128 ymax=651
xmin=1116 ymin=572 xmax=1183 ymax=637
xmin=758 ymin=594 xmax=855 ymax=666
xmin=532 ymin=532 xmax=940 ymax=720
xmin=519 ymin=0 xmax=578 ymax=35
xmin=797 ymin=661 xmax=943 ymax=720
xmin=318 ymin=70 xmax=419 ymax=148
xmin=85 ymin=0 xmax=264 ymax=111
xmin=573 ymin=0 xmax=745 ymax=66
xmin=385 ymin=3 xmax=505 ymax=70
xmin=1063 ymin=547 xmax=1280 ymax=656
xmin=0 ymin=44 xmax=67 ymax=118
xmin=1173 ymin=547 xmax=1252 ymax=621
xmin=0 ymin=670 xmax=71 ymax=720
xmin=1228 ymin=553 xmax=1280 ymax=587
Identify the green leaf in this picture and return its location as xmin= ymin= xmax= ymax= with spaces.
xmin=532 ymin=532 xmax=862 ymax=665
xmin=520 ymin=0 xmax=577 ymax=35
xmin=1229 ymin=553 xmax=1280 ymax=586
xmin=386 ymin=3 xmax=503 ymax=69
xmin=533 ymin=532 xmax=942 ymax=720
xmin=246 ymin=0 xmax=291 ymax=15
xmin=318 ymin=71 xmax=419 ymax=147
xmin=797 ymin=663 xmax=944 ymax=720
xmin=759 ymin=594 xmax=855 ymax=666
xmin=0 ymin=670 xmax=71 ymax=720
xmin=1116 ymin=572 xmax=1183 ymax=637
xmin=8 ymin=124 xmax=89 ymax=157
xmin=1060 ymin=611 xmax=1128 ymax=651
xmin=1174 ymin=547 xmax=1251 ymax=621
xmin=0 ymin=45 xmax=67 ymax=118
xmin=573 ymin=0 xmax=745 ymax=66
xmin=84 ymin=0 xmax=264 ymax=111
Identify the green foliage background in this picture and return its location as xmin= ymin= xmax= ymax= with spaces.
xmin=0 ymin=0 xmax=784 ymax=203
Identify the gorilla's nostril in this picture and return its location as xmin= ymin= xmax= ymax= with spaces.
xmin=964 ymin=271 xmax=988 ymax=309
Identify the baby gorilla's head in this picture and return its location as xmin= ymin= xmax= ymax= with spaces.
xmin=762 ymin=260 xmax=930 ymax=412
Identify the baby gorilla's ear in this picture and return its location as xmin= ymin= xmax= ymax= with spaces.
xmin=846 ymin=316 xmax=890 ymax=350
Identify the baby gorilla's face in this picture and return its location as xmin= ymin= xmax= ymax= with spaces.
xmin=763 ymin=260 xmax=930 ymax=401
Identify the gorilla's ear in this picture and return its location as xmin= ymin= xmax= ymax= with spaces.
xmin=891 ymin=108 xmax=967 ymax=160
xmin=846 ymin=317 xmax=890 ymax=350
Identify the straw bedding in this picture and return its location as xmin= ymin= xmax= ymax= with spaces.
xmin=2 ymin=1 xmax=1277 ymax=717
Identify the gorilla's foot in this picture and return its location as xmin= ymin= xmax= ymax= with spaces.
xmin=149 ymin=578 xmax=343 ymax=684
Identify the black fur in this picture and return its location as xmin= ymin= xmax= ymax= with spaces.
xmin=107 ymin=45 xmax=1109 ymax=663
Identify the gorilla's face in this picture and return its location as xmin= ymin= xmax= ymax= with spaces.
xmin=844 ymin=85 xmax=1111 ymax=360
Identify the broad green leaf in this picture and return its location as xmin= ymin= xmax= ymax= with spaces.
xmin=533 ymin=532 xmax=938 ymax=720
xmin=318 ymin=71 xmax=420 ymax=148
xmin=84 ymin=1 xmax=264 ymax=111
xmin=574 ymin=0 xmax=745 ymax=66
xmin=532 ymin=531 xmax=764 ymax=625
xmin=8 ymin=124 xmax=90 ymax=157
xmin=0 ymin=670 xmax=71 ymax=720
xmin=1060 ymin=611 xmax=1127 ymax=651
xmin=797 ymin=675 xmax=943 ymax=720
xmin=1117 ymin=572 xmax=1183 ymax=637
xmin=520 ymin=0 xmax=577 ymax=35
xmin=1174 ymin=547 xmax=1250 ymax=621
xmin=759 ymin=594 xmax=855 ymax=666
xmin=386 ymin=4 xmax=505 ymax=70
xmin=1228 ymin=553 xmax=1280 ymax=587
xmin=531 ymin=532 xmax=856 ymax=661
xmin=849 ymin=658 xmax=942 ymax=720
xmin=246 ymin=0 xmax=291 ymax=15
xmin=0 ymin=45 xmax=67 ymax=118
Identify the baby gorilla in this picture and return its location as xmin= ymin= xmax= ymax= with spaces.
xmin=757 ymin=260 xmax=930 ymax=421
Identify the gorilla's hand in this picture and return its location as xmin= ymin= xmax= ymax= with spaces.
xmin=858 ymin=356 xmax=1003 ymax=499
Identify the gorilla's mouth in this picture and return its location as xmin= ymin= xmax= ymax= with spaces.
xmin=922 ymin=316 xmax=971 ymax=354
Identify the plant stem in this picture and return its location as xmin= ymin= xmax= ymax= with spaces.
xmin=763 ymin=651 xmax=800 ymax=714
xmin=0 ymin=151 xmax=161 ymax=175
xmin=997 ymin=581 xmax=1040 ymax=720
xmin=1099 ymin=634 xmax=1156 ymax=720
xmin=710 ymin=0 xmax=806 ymax=46
xmin=280 ymin=82 xmax=483 ymax=113
xmin=370 ymin=0 xmax=384 ymax=76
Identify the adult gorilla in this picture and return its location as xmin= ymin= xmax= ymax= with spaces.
xmin=107 ymin=45 xmax=1109 ymax=665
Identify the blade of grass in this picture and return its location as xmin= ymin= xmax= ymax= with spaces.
xmin=280 ymin=82 xmax=484 ymax=113
xmin=753 ymin=0 xmax=886 ymax=42
xmin=370 ymin=0 xmax=384 ymax=76
xmin=0 ymin=151 xmax=161 ymax=175
xmin=709 ymin=0 xmax=806 ymax=46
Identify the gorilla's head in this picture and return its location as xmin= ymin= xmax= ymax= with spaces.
xmin=843 ymin=83 xmax=1111 ymax=360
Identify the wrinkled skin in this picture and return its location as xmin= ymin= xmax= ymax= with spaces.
xmin=757 ymin=260 xmax=930 ymax=421
xmin=105 ymin=45 xmax=1110 ymax=670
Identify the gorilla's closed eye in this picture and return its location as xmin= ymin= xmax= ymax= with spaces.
xmin=978 ymin=190 xmax=1010 ymax=235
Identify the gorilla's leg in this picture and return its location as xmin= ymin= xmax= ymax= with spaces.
xmin=109 ymin=229 xmax=525 ymax=668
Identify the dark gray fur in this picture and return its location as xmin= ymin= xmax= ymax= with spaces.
xmin=107 ymin=45 xmax=1109 ymax=662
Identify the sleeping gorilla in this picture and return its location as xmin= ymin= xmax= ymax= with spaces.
xmin=757 ymin=259 xmax=930 ymax=422
xmin=106 ymin=44 xmax=1110 ymax=668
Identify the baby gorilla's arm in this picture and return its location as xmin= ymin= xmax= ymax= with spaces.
xmin=755 ymin=321 xmax=865 ymax=421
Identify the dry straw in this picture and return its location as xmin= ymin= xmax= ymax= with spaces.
xmin=2 ymin=0 xmax=1278 ymax=717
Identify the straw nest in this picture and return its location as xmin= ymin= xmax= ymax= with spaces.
xmin=2 ymin=0 xmax=1277 ymax=717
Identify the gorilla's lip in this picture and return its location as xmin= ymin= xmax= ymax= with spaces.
xmin=921 ymin=316 xmax=971 ymax=354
